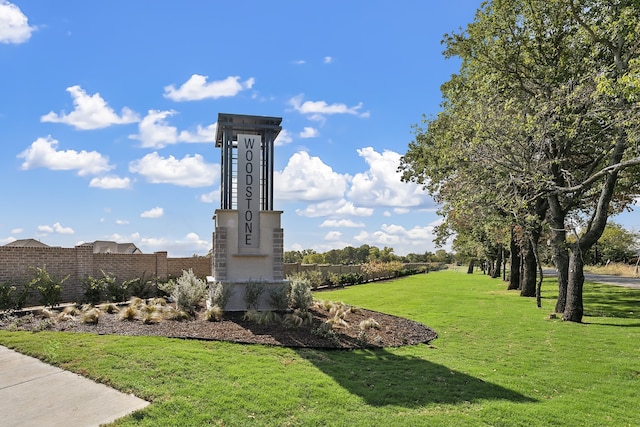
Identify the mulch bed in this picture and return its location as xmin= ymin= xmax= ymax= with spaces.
xmin=0 ymin=303 xmax=437 ymax=349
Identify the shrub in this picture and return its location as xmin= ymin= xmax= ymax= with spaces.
xmin=0 ymin=280 xmax=17 ymax=310
xmin=288 ymin=275 xmax=313 ymax=312
xmin=96 ymin=302 xmax=119 ymax=314
xmin=80 ymin=308 xmax=101 ymax=324
xmin=304 ymin=270 xmax=323 ymax=290
xmin=30 ymin=266 xmax=67 ymax=308
xmin=82 ymin=275 xmax=107 ymax=305
xmin=244 ymin=282 xmax=265 ymax=310
xmin=164 ymin=307 xmax=190 ymax=321
xmin=171 ymin=269 xmax=207 ymax=315
xmin=126 ymin=272 xmax=155 ymax=299
xmin=203 ymin=305 xmax=224 ymax=322
xmin=338 ymin=273 xmax=364 ymax=286
xmin=157 ymin=279 xmax=176 ymax=297
xmin=359 ymin=318 xmax=380 ymax=331
xmin=208 ymin=281 xmax=233 ymax=310
xmin=118 ymin=305 xmax=138 ymax=321
xmin=105 ymin=277 xmax=128 ymax=303
xmin=269 ymin=284 xmax=290 ymax=311
xmin=327 ymin=272 xmax=340 ymax=288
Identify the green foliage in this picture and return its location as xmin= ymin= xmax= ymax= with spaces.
xmin=0 ymin=280 xmax=30 ymax=310
xmin=81 ymin=275 xmax=105 ymax=305
xmin=125 ymin=272 xmax=155 ymax=299
xmin=287 ymin=275 xmax=313 ymax=312
xmin=243 ymin=282 xmax=264 ymax=310
xmin=171 ymin=269 xmax=207 ymax=315
xmin=156 ymin=278 xmax=176 ymax=297
xmin=208 ymin=281 xmax=233 ymax=310
xmin=586 ymin=222 xmax=639 ymax=264
xmin=268 ymin=283 xmax=290 ymax=311
xmin=29 ymin=266 xmax=67 ymax=308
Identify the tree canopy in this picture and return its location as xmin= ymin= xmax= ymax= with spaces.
xmin=400 ymin=0 xmax=640 ymax=322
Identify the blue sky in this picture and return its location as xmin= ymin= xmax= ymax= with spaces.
xmin=1 ymin=1 xmax=636 ymax=257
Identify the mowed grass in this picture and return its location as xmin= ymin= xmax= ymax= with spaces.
xmin=1 ymin=270 xmax=639 ymax=426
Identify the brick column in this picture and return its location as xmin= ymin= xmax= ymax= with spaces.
xmin=155 ymin=251 xmax=168 ymax=280
xmin=272 ymin=228 xmax=284 ymax=280
xmin=212 ymin=228 xmax=227 ymax=280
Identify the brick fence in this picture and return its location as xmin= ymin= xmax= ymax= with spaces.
xmin=0 ymin=244 xmax=211 ymax=304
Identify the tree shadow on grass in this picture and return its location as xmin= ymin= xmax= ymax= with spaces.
xmin=296 ymin=347 xmax=536 ymax=408
xmin=583 ymin=283 xmax=640 ymax=320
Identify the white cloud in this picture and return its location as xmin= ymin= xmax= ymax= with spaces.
xmin=292 ymin=59 xmax=306 ymax=65
xmin=289 ymin=94 xmax=369 ymax=118
xmin=324 ymin=231 xmax=342 ymax=241
xmin=18 ymin=136 xmax=113 ymax=176
xmin=11 ymin=228 xmax=23 ymax=234
xmin=41 ymin=85 xmax=139 ymax=130
xmin=179 ymin=123 xmax=217 ymax=143
xmin=0 ymin=1 xmax=35 ymax=44
xmin=348 ymin=147 xmax=437 ymax=209
xmin=199 ymin=189 xmax=220 ymax=204
xmin=299 ymin=127 xmax=319 ymax=138
xmin=296 ymin=199 xmax=373 ymax=218
xmin=140 ymin=207 xmax=163 ymax=218
xmin=319 ymin=219 xmax=365 ymax=228
xmin=115 ymin=219 xmax=129 ymax=225
xmin=274 ymin=151 xmax=349 ymax=201
xmin=275 ymin=129 xmax=293 ymax=146
xmin=324 ymin=56 xmax=333 ymax=64
xmin=129 ymin=152 xmax=218 ymax=187
xmin=163 ymin=74 xmax=254 ymax=101
xmin=0 ymin=237 xmax=17 ymax=245
xmin=89 ymin=175 xmax=131 ymax=189
xmin=129 ymin=110 xmax=217 ymax=148
xmin=38 ymin=222 xmax=74 ymax=235
xmin=129 ymin=110 xmax=178 ymax=148
xmin=353 ymin=220 xmax=447 ymax=255
xmin=130 ymin=232 xmax=210 ymax=257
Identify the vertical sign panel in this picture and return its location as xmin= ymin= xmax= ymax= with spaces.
xmin=238 ymin=134 xmax=260 ymax=252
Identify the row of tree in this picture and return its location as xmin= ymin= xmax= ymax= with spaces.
xmin=400 ymin=0 xmax=639 ymax=322
xmin=284 ymin=244 xmax=454 ymax=265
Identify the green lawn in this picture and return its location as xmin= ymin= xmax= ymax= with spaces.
xmin=1 ymin=270 xmax=638 ymax=426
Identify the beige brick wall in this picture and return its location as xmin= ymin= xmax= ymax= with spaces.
xmin=0 ymin=246 xmax=212 ymax=304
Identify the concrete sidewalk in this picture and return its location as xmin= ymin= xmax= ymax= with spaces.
xmin=0 ymin=346 xmax=149 ymax=427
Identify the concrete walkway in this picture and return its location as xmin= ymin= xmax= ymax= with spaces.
xmin=0 ymin=346 xmax=149 ymax=427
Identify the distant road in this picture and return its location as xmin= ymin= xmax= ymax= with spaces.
xmin=543 ymin=270 xmax=640 ymax=290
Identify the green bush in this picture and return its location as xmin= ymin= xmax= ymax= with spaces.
xmin=288 ymin=275 xmax=313 ymax=312
xmin=0 ymin=280 xmax=31 ymax=310
xmin=208 ymin=281 xmax=233 ymax=310
xmin=105 ymin=277 xmax=128 ymax=303
xmin=126 ymin=272 xmax=155 ymax=299
xmin=171 ymin=269 xmax=207 ymax=315
xmin=269 ymin=283 xmax=290 ymax=311
xmin=0 ymin=280 xmax=17 ymax=310
xmin=29 ymin=266 xmax=67 ymax=308
xmin=82 ymin=275 xmax=106 ymax=305
xmin=244 ymin=282 xmax=265 ymax=310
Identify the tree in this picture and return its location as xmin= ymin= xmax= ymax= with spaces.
xmin=400 ymin=0 xmax=640 ymax=322
xmin=586 ymin=222 xmax=639 ymax=264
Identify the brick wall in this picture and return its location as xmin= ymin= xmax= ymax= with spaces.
xmin=0 ymin=245 xmax=212 ymax=304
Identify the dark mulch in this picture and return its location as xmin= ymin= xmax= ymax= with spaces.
xmin=0 ymin=304 xmax=437 ymax=349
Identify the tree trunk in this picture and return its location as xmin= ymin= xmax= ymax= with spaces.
xmin=508 ymin=231 xmax=520 ymax=290
xmin=467 ymin=259 xmax=475 ymax=274
xmin=492 ymin=244 xmax=503 ymax=279
xmin=563 ymin=248 xmax=584 ymax=322
xmin=548 ymin=194 xmax=570 ymax=313
xmin=520 ymin=240 xmax=537 ymax=297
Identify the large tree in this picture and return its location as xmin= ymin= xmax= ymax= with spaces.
xmin=401 ymin=0 xmax=640 ymax=322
